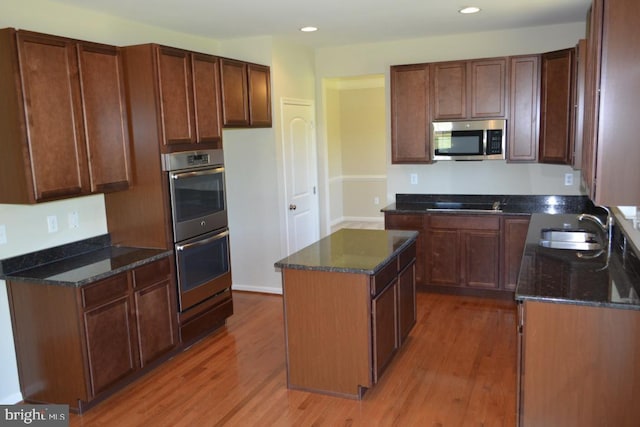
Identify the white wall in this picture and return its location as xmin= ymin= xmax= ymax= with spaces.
xmin=314 ymin=22 xmax=588 ymax=233
xmin=0 ymin=195 xmax=107 ymax=404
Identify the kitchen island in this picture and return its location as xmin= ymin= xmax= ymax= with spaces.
xmin=274 ymin=229 xmax=418 ymax=399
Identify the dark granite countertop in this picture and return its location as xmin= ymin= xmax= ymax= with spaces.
xmin=0 ymin=234 xmax=172 ymax=287
xmin=515 ymin=213 xmax=640 ymax=310
xmin=383 ymin=194 xmax=593 ymax=215
xmin=274 ymin=229 xmax=418 ymax=274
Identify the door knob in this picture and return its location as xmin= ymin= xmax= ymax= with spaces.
xmin=289 ymin=204 xmax=297 ymax=210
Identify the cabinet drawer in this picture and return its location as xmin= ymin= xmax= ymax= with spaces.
xmin=385 ymin=214 xmax=424 ymax=230
xmin=82 ymin=273 xmax=130 ymax=309
xmin=133 ymin=257 xmax=171 ymax=290
xmin=430 ymin=215 xmax=500 ymax=230
xmin=398 ymin=242 xmax=416 ymax=271
xmin=372 ymin=259 xmax=398 ymax=296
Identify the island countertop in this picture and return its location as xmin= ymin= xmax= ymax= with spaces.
xmin=274 ymin=228 xmax=418 ymax=274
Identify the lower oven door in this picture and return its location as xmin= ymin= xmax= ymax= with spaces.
xmin=175 ymin=228 xmax=232 ymax=312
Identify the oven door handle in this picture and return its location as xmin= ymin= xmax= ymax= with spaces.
xmin=176 ymin=230 xmax=229 ymax=252
xmin=171 ymin=167 xmax=225 ymax=181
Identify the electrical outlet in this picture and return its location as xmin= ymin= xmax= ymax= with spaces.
xmin=68 ymin=211 xmax=79 ymax=229
xmin=410 ymin=173 xmax=418 ymax=185
xmin=0 ymin=225 xmax=6 ymax=245
xmin=374 ymin=197 xmax=380 ymax=205
xmin=564 ymin=173 xmax=573 ymax=186
xmin=47 ymin=215 xmax=58 ymax=233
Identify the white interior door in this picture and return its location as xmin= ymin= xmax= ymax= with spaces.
xmin=282 ymin=99 xmax=319 ymax=254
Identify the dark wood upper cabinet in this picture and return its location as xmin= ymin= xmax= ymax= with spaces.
xmin=192 ymin=53 xmax=223 ymax=143
xmin=155 ymin=46 xmax=223 ymax=150
xmin=247 ymin=63 xmax=272 ymax=127
xmin=539 ymin=48 xmax=575 ymax=164
xmin=571 ymin=39 xmax=587 ymax=170
xmin=78 ymin=42 xmax=131 ymax=193
xmin=390 ymin=64 xmax=431 ymax=163
xmin=220 ymin=58 xmax=272 ymax=128
xmin=157 ymin=46 xmax=196 ymax=146
xmin=508 ymin=55 xmax=540 ymax=162
xmin=432 ymin=58 xmax=507 ymax=121
xmin=432 ymin=61 xmax=467 ymax=120
xmin=0 ymin=28 xmax=130 ymax=203
xmin=219 ymin=58 xmax=249 ymax=126
xmin=470 ymin=58 xmax=507 ymax=118
xmin=582 ymin=0 xmax=640 ymax=205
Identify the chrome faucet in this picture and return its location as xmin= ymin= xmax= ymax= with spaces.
xmin=577 ymin=205 xmax=614 ymax=267
xmin=578 ymin=205 xmax=614 ymax=237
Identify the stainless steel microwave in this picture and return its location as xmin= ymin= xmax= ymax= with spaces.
xmin=432 ymin=119 xmax=506 ymax=161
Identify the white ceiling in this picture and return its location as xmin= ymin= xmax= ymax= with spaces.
xmin=50 ymin=0 xmax=591 ymax=48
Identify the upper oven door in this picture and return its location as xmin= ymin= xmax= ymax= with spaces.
xmin=169 ymin=166 xmax=228 ymax=241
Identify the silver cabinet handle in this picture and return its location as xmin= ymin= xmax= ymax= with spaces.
xmin=289 ymin=204 xmax=297 ymax=210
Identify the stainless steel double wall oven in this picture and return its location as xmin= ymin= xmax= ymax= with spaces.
xmin=162 ymin=149 xmax=232 ymax=334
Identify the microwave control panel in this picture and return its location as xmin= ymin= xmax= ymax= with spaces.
xmin=486 ymin=129 xmax=503 ymax=155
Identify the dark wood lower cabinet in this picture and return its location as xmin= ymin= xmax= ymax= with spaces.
xmin=84 ymin=295 xmax=137 ymax=397
xmin=518 ymin=300 xmax=640 ymax=426
xmin=7 ymin=257 xmax=179 ymax=413
xmin=428 ymin=215 xmax=501 ymax=290
xmin=385 ymin=212 xmax=531 ymax=297
xmin=372 ymin=280 xmax=398 ymax=383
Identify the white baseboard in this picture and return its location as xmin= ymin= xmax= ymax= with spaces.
xmin=232 ymin=284 xmax=282 ymax=295
xmin=330 ymin=216 xmax=384 ymax=226
xmin=0 ymin=392 xmax=23 ymax=405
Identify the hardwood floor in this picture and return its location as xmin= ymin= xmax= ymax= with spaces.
xmin=69 ymin=291 xmax=517 ymax=426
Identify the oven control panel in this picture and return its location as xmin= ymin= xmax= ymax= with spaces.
xmin=162 ymin=149 xmax=224 ymax=171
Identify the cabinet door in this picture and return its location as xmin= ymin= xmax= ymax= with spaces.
xmin=157 ymin=46 xmax=196 ymax=147
xmin=83 ymin=295 xmax=137 ymax=397
xmin=463 ymin=230 xmax=500 ymax=289
xmin=520 ymin=301 xmax=640 ymax=426
xmin=372 ymin=280 xmax=398 ymax=383
xmin=470 ymin=58 xmax=507 ymax=118
xmin=539 ymin=48 xmax=574 ymax=164
xmin=390 ymin=64 xmax=431 ymax=163
xmin=398 ymin=261 xmax=416 ymax=344
xmin=571 ymin=39 xmax=587 ymax=170
xmin=192 ymin=53 xmax=223 ymax=145
xmin=432 ymin=61 xmax=467 ymax=120
xmin=220 ymin=58 xmax=249 ymax=126
xmin=502 ymin=216 xmax=530 ymax=291
xmin=581 ymin=1 xmax=602 ymax=199
xmin=16 ymin=31 xmax=89 ymax=201
xmin=78 ymin=42 xmax=131 ymax=193
xmin=384 ymin=213 xmax=426 ymax=285
xmin=508 ymin=55 xmax=540 ymax=162
xmin=247 ymin=63 xmax=272 ymax=127
xmin=132 ymin=258 xmax=177 ymax=366
xmin=134 ymin=280 xmax=177 ymax=367
xmin=428 ymin=228 xmax=460 ymax=286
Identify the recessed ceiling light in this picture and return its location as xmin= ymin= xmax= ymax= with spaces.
xmin=458 ymin=6 xmax=481 ymax=14
xmin=300 ymin=26 xmax=318 ymax=32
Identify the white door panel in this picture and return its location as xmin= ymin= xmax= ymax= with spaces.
xmin=282 ymin=99 xmax=319 ymax=254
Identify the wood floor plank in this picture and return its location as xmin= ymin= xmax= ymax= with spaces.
xmin=69 ymin=291 xmax=517 ymax=426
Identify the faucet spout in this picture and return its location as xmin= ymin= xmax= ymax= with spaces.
xmin=577 ymin=213 xmax=607 ymax=230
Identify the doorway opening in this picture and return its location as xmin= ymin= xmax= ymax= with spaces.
xmin=324 ymin=75 xmax=387 ymax=232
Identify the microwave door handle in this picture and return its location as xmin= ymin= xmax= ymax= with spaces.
xmin=171 ymin=167 xmax=225 ymax=181
xmin=176 ymin=230 xmax=230 ymax=252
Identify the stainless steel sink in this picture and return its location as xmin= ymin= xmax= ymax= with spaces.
xmin=539 ymin=228 xmax=603 ymax=251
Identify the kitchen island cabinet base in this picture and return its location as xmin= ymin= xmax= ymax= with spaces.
xmin=283 ymin=269 xmax=372 ymax=399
